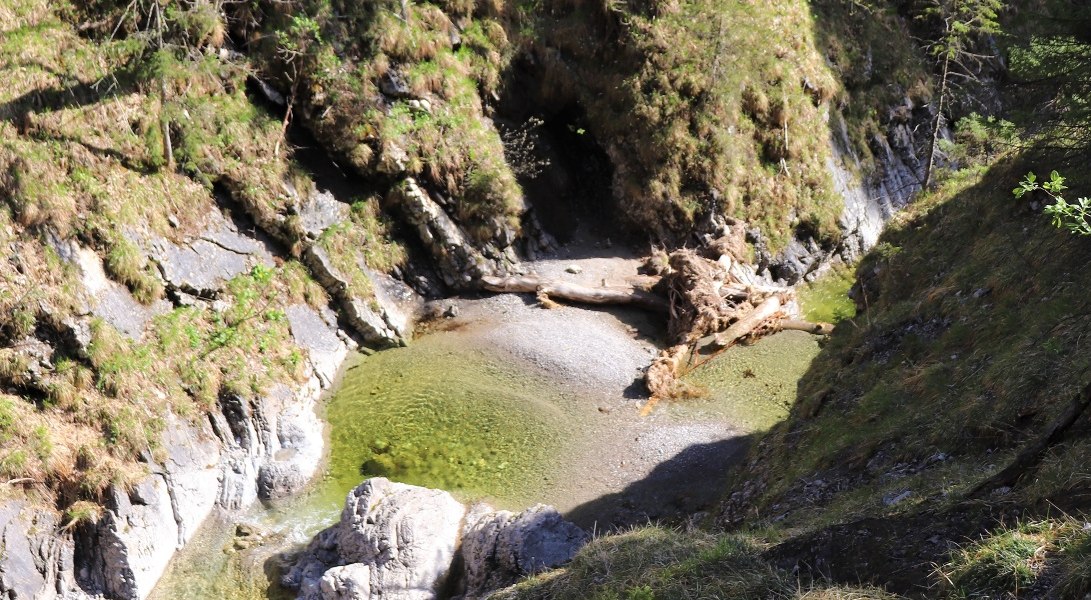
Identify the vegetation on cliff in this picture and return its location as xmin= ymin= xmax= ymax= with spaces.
xmin=506 ymin=1 xmax=1091 ymax=598
xmin=239 ymin=0 xmax=863 ymax=250
xmin=0 ymin=0 xmax=344 ymax=506
xmin=5 ymin=0 xmax=1091 ymax=597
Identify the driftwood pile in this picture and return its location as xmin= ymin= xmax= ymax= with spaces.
xmin=481 ymin=234 xmax=833 ymax=403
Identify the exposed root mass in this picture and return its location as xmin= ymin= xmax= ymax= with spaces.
xmin=481 ymin=235 xmax=834 ymax=403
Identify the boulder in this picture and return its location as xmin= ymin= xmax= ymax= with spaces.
xmin=286 ymin=478 xmax=466 ymax=600
xmin=458 ymin=504 xmax=589 ymax=598
xmin=285 ymin=479 xmax=589 ymax=600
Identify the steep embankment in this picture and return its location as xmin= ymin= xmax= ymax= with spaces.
xmin=0 ymin=1 xmax=416 ymax=597
xmin=717 ymin=157 xmax=1091 ymax=597
xmin=0 ymin=0 xmax=943 ymax=598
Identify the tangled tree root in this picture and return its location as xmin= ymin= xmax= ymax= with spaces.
xmin=480 ymin=235 xmax=833 ymax=405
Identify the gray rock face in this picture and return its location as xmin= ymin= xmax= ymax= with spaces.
xmin=287 ymin=303 xmax=350 ymax=387
xmin=458 ymin=504 xmax=589 ymax=599
xmin=212 ymin=382 xmax=326 ymax=507
xmin=147 ymin=210 xmax=275 ymax=297
xmin=92 ymin=476 xmax=185 ymax=600
xmin=830 ymin=108 xmax=927 ymax=263
xmin=758 ymin=102 xmax=933 ymax=284
xmin=391 ymin=178 xmax=495 ymax=290
xmin=81 ymin=379 xmax=331 ymax=600
xmin=285 ymin=479 xmax=588 ymax=600
xmin=298 ymin=191 xmax=350 ymax=240
xmin=75 ymin=246 xmax=167 ymax=341
xmin=0 ymin=501 xmax=83 ymax=599
xmin=302 ymin=245 xmax=407 ymax=348
xmin=7 ymin=190 xmax=354 ymax=600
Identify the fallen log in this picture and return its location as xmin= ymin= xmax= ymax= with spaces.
xmin=479 ymin=246 xmax=836 ymax=408
xmin=646 ymin=296 xmax=789 ymax=402
xmin=707 ymin=295 xmax=784 ymax=350
xmin=777 ymin=319 xmax=835 ymax=335
xmin=481 ymin=275 xmax=669 ymax=312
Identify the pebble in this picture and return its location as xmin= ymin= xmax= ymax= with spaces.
xmin=565 ymin=264 xmax=583 ymax=274
xmin=883 ymin=490 xmax=913 ymax=506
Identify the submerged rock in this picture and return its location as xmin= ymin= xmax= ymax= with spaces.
xmin=285 ymin=478 xmax=589 ymax=600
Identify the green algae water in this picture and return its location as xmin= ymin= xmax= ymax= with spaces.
xmin=152 ymin=291 xmax=830 ymax=600
xmin=315 ymin=335 xmax=579 ymax=513
xmin=679 ymin=330 xmax=822 ymax=431
xmin=672 ymin=266 xmax=852 ymax=431
xmin=151 ymin=332 xmax=584 ymax=600
xmin=797 ymin=266 xmax=857 ymax=323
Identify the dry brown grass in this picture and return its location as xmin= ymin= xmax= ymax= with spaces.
xmin=0 ymin=0 xmax=339 ymax=514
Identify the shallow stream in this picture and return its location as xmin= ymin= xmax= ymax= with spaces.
xmin=151 ymin=269 xmax=837 ymax=599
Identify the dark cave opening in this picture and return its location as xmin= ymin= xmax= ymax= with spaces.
xmin=496 ymin=64 xmax=627 ymax=247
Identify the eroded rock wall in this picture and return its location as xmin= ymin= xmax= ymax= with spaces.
xmin=0 ymin=185 xmax=381 ymax=600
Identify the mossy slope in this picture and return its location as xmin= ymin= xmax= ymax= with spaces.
xmin=719 ymin=155 xmax=1091 ymax=596
xmin=242 ymin=0 xmax=883 ymax=253
xmin=0 ymin=0 xmax=393 ymax=510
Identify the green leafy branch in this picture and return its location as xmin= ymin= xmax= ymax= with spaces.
xmin=1014 ymin=170 xmax=1091 ymax=236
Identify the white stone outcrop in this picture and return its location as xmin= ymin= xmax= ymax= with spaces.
xmin=285 ymin=478 xmax=589 ymax=600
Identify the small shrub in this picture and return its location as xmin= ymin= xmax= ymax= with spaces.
xmin=0 ymin=397 xmax=16 ymax=437
xmin=0 ymin=449 xmax=29 ymax=477
xmin=0 ymin=350 xmax=30 ymax=385
xmin=31 ymin=425 xmax=52 ymax=462
xmin=1014 ymin=171 xmax=1091 ymax=236
xmin=63 ymin=500 xmax=103 ymax=529
xmin=11 ymin=307 xmax=37 ymax=338
xmin=104 ymin=236 xmax=164 ymax=304
xmin=1054 ymin=529 xmax=1091 ymax=598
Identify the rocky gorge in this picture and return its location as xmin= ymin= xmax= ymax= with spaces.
xmin=0 ymin=105 xmax=922 ymax=599
xmin=7 ymin=0 xmax=1052 ymax=598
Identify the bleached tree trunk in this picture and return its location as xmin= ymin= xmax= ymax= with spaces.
xmin=923 ymin=53 xmax=950 ymax=189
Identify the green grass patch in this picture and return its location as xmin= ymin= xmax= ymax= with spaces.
xmin=494 ymin=526 xmax=899 ymax=600
xmin=798 ymin=266 xmax=857 ymax=323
